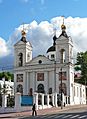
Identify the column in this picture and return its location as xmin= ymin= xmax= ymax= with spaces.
xmin=26 ymin=72 xmax=29 ymax=95
xmin=55 ymin=93 xmax=57 ymax=107
xmin=44 ymin=72 xmax=49 ymax=93
xmin=42 ymin=94 xmax=44 ymax=109
xmin=23 ymin=72 xmax=27 ymax=95
xmin=14 ymin=74 xmax=17 ymax=94
xmin=32 ymin=72 xmax=36 ymax=92
xmin=47 ymin=94 xmax=49 ymax=107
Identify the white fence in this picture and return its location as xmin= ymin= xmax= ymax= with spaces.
xmin=0 ymin=93 xmax=32 ymax=113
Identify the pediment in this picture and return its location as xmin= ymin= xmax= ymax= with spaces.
xmin=58 ymin=35 xmax=69 ymax=40
xmin=26 ymin=55 xmax=53 ymax=65
xmin=56 ymin=35 xmax=69 ymax=44
xmin=14 ymin=40 xmax=26 ymax=46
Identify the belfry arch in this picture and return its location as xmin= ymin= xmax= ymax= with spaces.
xmin=60 ymin=49 xmax=66 ymax=63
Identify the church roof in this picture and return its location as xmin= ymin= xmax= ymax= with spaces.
xmin=47 ymin=45 xmax=55 ymax=53
xmin=20 ymin=36 xmax=27 ymax=43
xmin=59 ymin=21 xmax=69 ymax=38
xmin=47 ymin=35 xmax=57 ymax=53
xmin=59 ymin=30 xmax=69 ymax=38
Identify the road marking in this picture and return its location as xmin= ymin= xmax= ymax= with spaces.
xmin=54 ymin=114 xmax=65 ymax=118
xmin=46 ymin=115 xmax=57 ymax=118
xmin=40 ymin=115 xmax=50 ymax=118
xmin=70 ymin=115 xmax=79 ymax=118
xmin=78 ymin=115 xmax=87 ymax=118
xmin=63 ymin=115 xmax=72 ymax=118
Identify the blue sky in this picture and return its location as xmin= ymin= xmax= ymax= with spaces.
xmin=0 ymin=0 xmax=87 ymax=40
xmin=1 ymin=0 xmax=87 ymax=70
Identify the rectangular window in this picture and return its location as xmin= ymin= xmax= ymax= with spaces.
xmin=59 ymin=72 xmax=67 ymax=80
xmin=37 ymin=73 xmax=44 ymax=81
xmin=51 ymin=54 xmax=54 ymax=58
xmin=17 ymin=74 xmax=23 ymax=82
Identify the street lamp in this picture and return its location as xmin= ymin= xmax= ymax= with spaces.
xmin=60 ymin=68 xmax=63 ymax=109
xmin=60 ymin=62 xmax=71 ymax=109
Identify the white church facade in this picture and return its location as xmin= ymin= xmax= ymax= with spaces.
xmin=14 ymin=23 xmax=86 ymax=108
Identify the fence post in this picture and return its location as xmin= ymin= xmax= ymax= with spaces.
xmin=47 ymin=94 xmax=49 ymax=107
xmin=33 ymin=92 xmax=38 ymax=110
xmin=2 ymin=94 xmax=8 ymax=108
xmin=55 ymin=93 xmax=57 ymax=107
xmin=15 ymin=92 xmax=21 ymax=112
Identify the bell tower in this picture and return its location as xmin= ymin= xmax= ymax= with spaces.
xmin=55 ymin=17 xmax=74 ymax=104
xmin=14 ymin=28 xmax=32 ymax=67
xmin=56 ymin=18 xmax=73 ymax=64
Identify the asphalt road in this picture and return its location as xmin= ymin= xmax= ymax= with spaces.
xmin=20 ymin=107 xmax=87 ymax=119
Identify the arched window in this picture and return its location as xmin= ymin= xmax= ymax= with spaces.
xmin=37 ymin=84 xmax=45 ymax=93
xmin=17 ymin=84 xmax=23 ymax=94
xmin=60 ymin=49 xmax=66 ymax=63
xmin=59 ymin=83 xmax=67 ymax=95
xmin=18 ymin=53 xmax=23 ymax=66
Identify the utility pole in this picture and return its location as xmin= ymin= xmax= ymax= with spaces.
xmin=54 ymin=61 xmax=56 ymax=92
xmin=60 ymin=68 xmax=63 ymax=109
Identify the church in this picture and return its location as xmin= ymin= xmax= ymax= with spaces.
xmin=14 ymin=21 xmax=86 ymax=108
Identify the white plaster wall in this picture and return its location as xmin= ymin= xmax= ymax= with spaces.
xmin=73 ymin=83 xmax=86 ymax=105
xmin=49 ymin=71 xmax=55 ymax=93
xmin=44 ymin=72 xmax=49 ymax=93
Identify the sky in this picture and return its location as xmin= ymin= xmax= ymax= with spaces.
xmin=1 ymin=0 xmax=87 ymax=71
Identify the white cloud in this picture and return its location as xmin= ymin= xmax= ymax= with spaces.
xmin=0 ymin=37 xmax=10 ymax=57
xmin=6 ymin=16 xmax=87 ymax=58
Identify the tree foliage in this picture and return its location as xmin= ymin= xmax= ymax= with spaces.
xmin=75 ymin=51 xmax=87 ymax=85
xmin=0 ymin=72 xmax=14 ymax=81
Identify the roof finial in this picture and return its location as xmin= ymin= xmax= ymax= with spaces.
xmin=53 ymin=28 xmax=57 ymax=36
xmin=21 ymin=23 xmax=26 ymax=37
xmin=62 ymin=15 xmax=64 ymax=24
xmin=53 ymin=28 xmax=57 ymax=46
xmin=61 ymin=16 xmax=66 ymax=30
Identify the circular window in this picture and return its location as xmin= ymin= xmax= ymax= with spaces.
xmin=38 ymin=60 xmax=42 ymax=64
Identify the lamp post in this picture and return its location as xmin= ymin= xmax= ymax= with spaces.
xmin=54 ymin=61 xmax=56 ymax=92
xmin=60 ymin=67 xmax=63 ymax=109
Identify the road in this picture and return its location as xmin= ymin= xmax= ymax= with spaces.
xmin=20 ymin=107 xmax=87 ymax=119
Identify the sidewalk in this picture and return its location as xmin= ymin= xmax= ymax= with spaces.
xmin=0 ymin=104 xmax=87 ymax=119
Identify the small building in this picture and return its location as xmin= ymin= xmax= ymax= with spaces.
xmin=14 ymin=22 xmax=86 ymax=108
xmin=0 ymin=78 xmax=14 ymax=95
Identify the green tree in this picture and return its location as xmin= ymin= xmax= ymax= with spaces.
xmin=76 ymin=51 xmax=87 ymax=85
xmin=0 ymin=72 xmax=14 ymax=81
